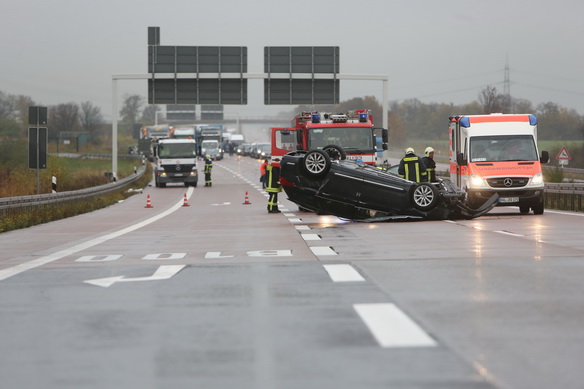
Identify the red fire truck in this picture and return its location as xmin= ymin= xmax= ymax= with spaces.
xmin=270 ymin=110 xmax=388 ymax=167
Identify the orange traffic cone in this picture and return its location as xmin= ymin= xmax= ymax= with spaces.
xmin=243 ymin=191 xmax=251 ymax=205
xmin=183 ymin=193 xmax=190 ymax=207
xmin=145 ymin=194 xmax=153 ymax=208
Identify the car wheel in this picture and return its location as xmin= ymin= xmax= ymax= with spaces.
xmin=410 ymin=183 xmax=439 ymax=212
xmin=532 ymin=205 xmax=544 ymax=215
xmin=302 ymin=149 xmax=331 ymax=178
xmin=520 ymin=206 xmax=530 ymax=214
xmin=322 ymin=145 xmax=346 ymax=161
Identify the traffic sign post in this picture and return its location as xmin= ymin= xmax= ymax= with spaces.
xmin=556 ymin=147 xmax=571 ymax=167
xmin=28 ymin=106 xmax=48 ymax=194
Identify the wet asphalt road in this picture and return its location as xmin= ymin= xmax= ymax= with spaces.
xmin=1 ymin=155 xmax=584 ymax=389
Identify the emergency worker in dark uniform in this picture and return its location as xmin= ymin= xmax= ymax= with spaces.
xmin=398 ymin=147 xmax=427 ymax=182
xmin=204 ymin=155 xmax=213 ymax=187
xmin=421 ymin=146 xmax=437 ymax=182
xmin=265 ymin=162 xmax=281 ymax=213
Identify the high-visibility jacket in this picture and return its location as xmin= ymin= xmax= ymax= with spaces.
xmin=260 ymin=161 xmax=268 ymax=176
xmin=204 ymin=159 xmax=213 ymax=174
xmin=265 ymin=164 xmax=282 ymax=193
xmin=398 ymin=153 xmax=427 ymax=182
xmin=422 ymin=156 xmax=437 ymax=182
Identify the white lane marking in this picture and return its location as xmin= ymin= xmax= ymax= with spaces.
xmin=295 ymin=225 xmax=311 ymax=231
xmin=142 ymin=253 xmax=187 ymax=260
xmin=288 ymin=218 xmax=303 ymax=223
xmin=84 ymin=264 xmax=186 ymax=288
xmin=323 ymin=264 xmax=365 ymax=282
xmin=301 ymin=234 xmax=321 ymax=241
xmin=283 ymin=213 xmax=296 ymax=217
xmin=354 ymin=303 xmax=437 ymax=348
xmin=0 ymin=187 xmax=195 ymax=281
xmin=310 ymin=246 xmax=337 ymax=256
xmin=545 ymin=209 xmax=584 ymax=217
xmin=494 ymin=230 xmax=525 ymax=237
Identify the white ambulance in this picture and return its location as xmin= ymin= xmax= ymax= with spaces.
xmin=449 ymin=114 xmax=549 ymax=214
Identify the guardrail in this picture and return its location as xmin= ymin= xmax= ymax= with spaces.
xmin=0 ymin=165 xmax=147 ymax=216
xmin=544 ymin=182 xmax=584 ymax=212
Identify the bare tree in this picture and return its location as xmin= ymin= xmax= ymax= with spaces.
xmin=0 ymin=91 xmax=16 ymax=119
xmin=478 ymin=86 xmax=506 ymax=114
xmin=141 ymin=104 xmax=159 ymax=123
xmin=120 ymin=94 xmax=144 ymax=126
xmin=49 ymin=103 xmax=80 ymax=138
xmin=80 ymin=101 xmax=104 ymax=137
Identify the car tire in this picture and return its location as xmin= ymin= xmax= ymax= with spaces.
xmin=301 ymin=149 xmax=331 ymax=178
xmin=322 ymin=145 xmax=347 ymax=161
xmin=532 ymin=205 xmax=544 ymax=215
xmin=410 ymin=183 xmax=439 ymax=212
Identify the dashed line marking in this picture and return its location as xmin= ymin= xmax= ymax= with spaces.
xmin=288 ymin=218 xmax=303 ymax=223
xmin=494 ymin=230 xmax=525 ymax=237
xmin=310 ymin=246 xmax=337 ymax=256
xmin=354 ymin=303 xmax=437 ymax=348
xmin=323 ymin=264 xmax=365 ymax=282
xmin=301 ymin=234 xmax=321 ymax=241
xmin=295 ymin=225 xmax=311 ymax=231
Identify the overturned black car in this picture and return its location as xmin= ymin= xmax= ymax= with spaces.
xmin=279 ymin=145 xmax=498 ymax=221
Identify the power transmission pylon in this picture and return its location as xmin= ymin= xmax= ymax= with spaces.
xmin=504 ymin=54 xmax=511 ymax=112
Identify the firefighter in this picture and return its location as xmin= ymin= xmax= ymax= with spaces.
xmin=422 ymin=146 xmax=437 ymax=182
xmin=204 ymin=155 xmax=213 ymax=187
xmin=398 ymin=147 xmax=427 ymax=182
xmin=265 ymin=162 xmax=281 ymax=213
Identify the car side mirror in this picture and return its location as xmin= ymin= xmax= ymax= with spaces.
xmin=540 ymin=150 xmax=549 ymax=164
xmin=296 ymin=130 xmax=303 ymax=149
xmin=381 ymin=128 xmax=389 ymax=143
xmin=456 ymin=152 xmax=467 ymax=166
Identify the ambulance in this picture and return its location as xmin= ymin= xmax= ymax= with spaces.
xmin=449 ymin=114 xmax=549 ymax=214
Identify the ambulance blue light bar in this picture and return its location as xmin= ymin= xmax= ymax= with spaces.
xmin=529 ymin=114 xmax=537 ymax=126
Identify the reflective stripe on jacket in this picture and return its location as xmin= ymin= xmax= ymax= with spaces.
xmin=398 ymin=155 xmax=427 ymax=182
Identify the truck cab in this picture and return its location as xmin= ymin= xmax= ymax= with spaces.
xmin=153 ymin=139 xmax=198 ymax=187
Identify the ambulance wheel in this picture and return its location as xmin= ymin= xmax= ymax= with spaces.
xmin=411 ymin=183 xmax=439 ymax=212
xmin=302 ymin=149 xmax=331 ymax=178
xmin=322 ymin=145 xmax=347 ymax=161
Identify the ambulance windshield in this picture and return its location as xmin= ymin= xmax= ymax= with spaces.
xmin=470 ymin=135 xmax=538 ymax=162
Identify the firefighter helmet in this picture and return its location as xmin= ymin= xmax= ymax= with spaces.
xmin=405 ymin=147 xmax=415 ymax=154
xmin=425 ymin=147 xmax=435 ymax=156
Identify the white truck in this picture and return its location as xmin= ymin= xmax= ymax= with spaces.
xmin=449 ymin=113 xmax=549 ymax=214
xmin=153 ymin=138 xmax=199 ymax=187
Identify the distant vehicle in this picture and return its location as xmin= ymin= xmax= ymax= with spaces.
xmin=449 ymin=114 xmax=549 ymax=214
xmin=279 ymin=145 xmax=498 ymax=221
xmin=201 ymin=139 xmax=222 ymax=160
xmin=255 ymin=143 xmax=271 ymax=159
xmin=173 ymin=127 xmax=195 ymax=139
xmin=153 ymin=139 xmax=198 ymax=188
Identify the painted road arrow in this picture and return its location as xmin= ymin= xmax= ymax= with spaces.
xmin=84 ymin=265 xmax=186 ymax=288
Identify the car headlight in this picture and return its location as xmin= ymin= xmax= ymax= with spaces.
xmin=469 ymin=174 xmax=487 ymax=188
xmin=530 ymin=172 xmax=544 ymax=186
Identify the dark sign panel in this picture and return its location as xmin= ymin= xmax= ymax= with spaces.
xmin=28 ymin=127 xmax=48 ymax=169
xmin=264 ymin=79 xmax=339 ymax=105
xmin=264 ymin=46 xmax=339 ymax=74
xmin=148 ymin=44 xmax=247 ymax=104
xmin=166 ymin=105 xmax=197 ymax=121
xmin=264 ymin=46 xmax=340 ymax=104
xmin=149 ymin=79 xmax=247 ymax=105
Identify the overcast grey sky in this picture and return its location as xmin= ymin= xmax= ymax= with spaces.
xmin=2 ymin=0 xmax=584 ymax=120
